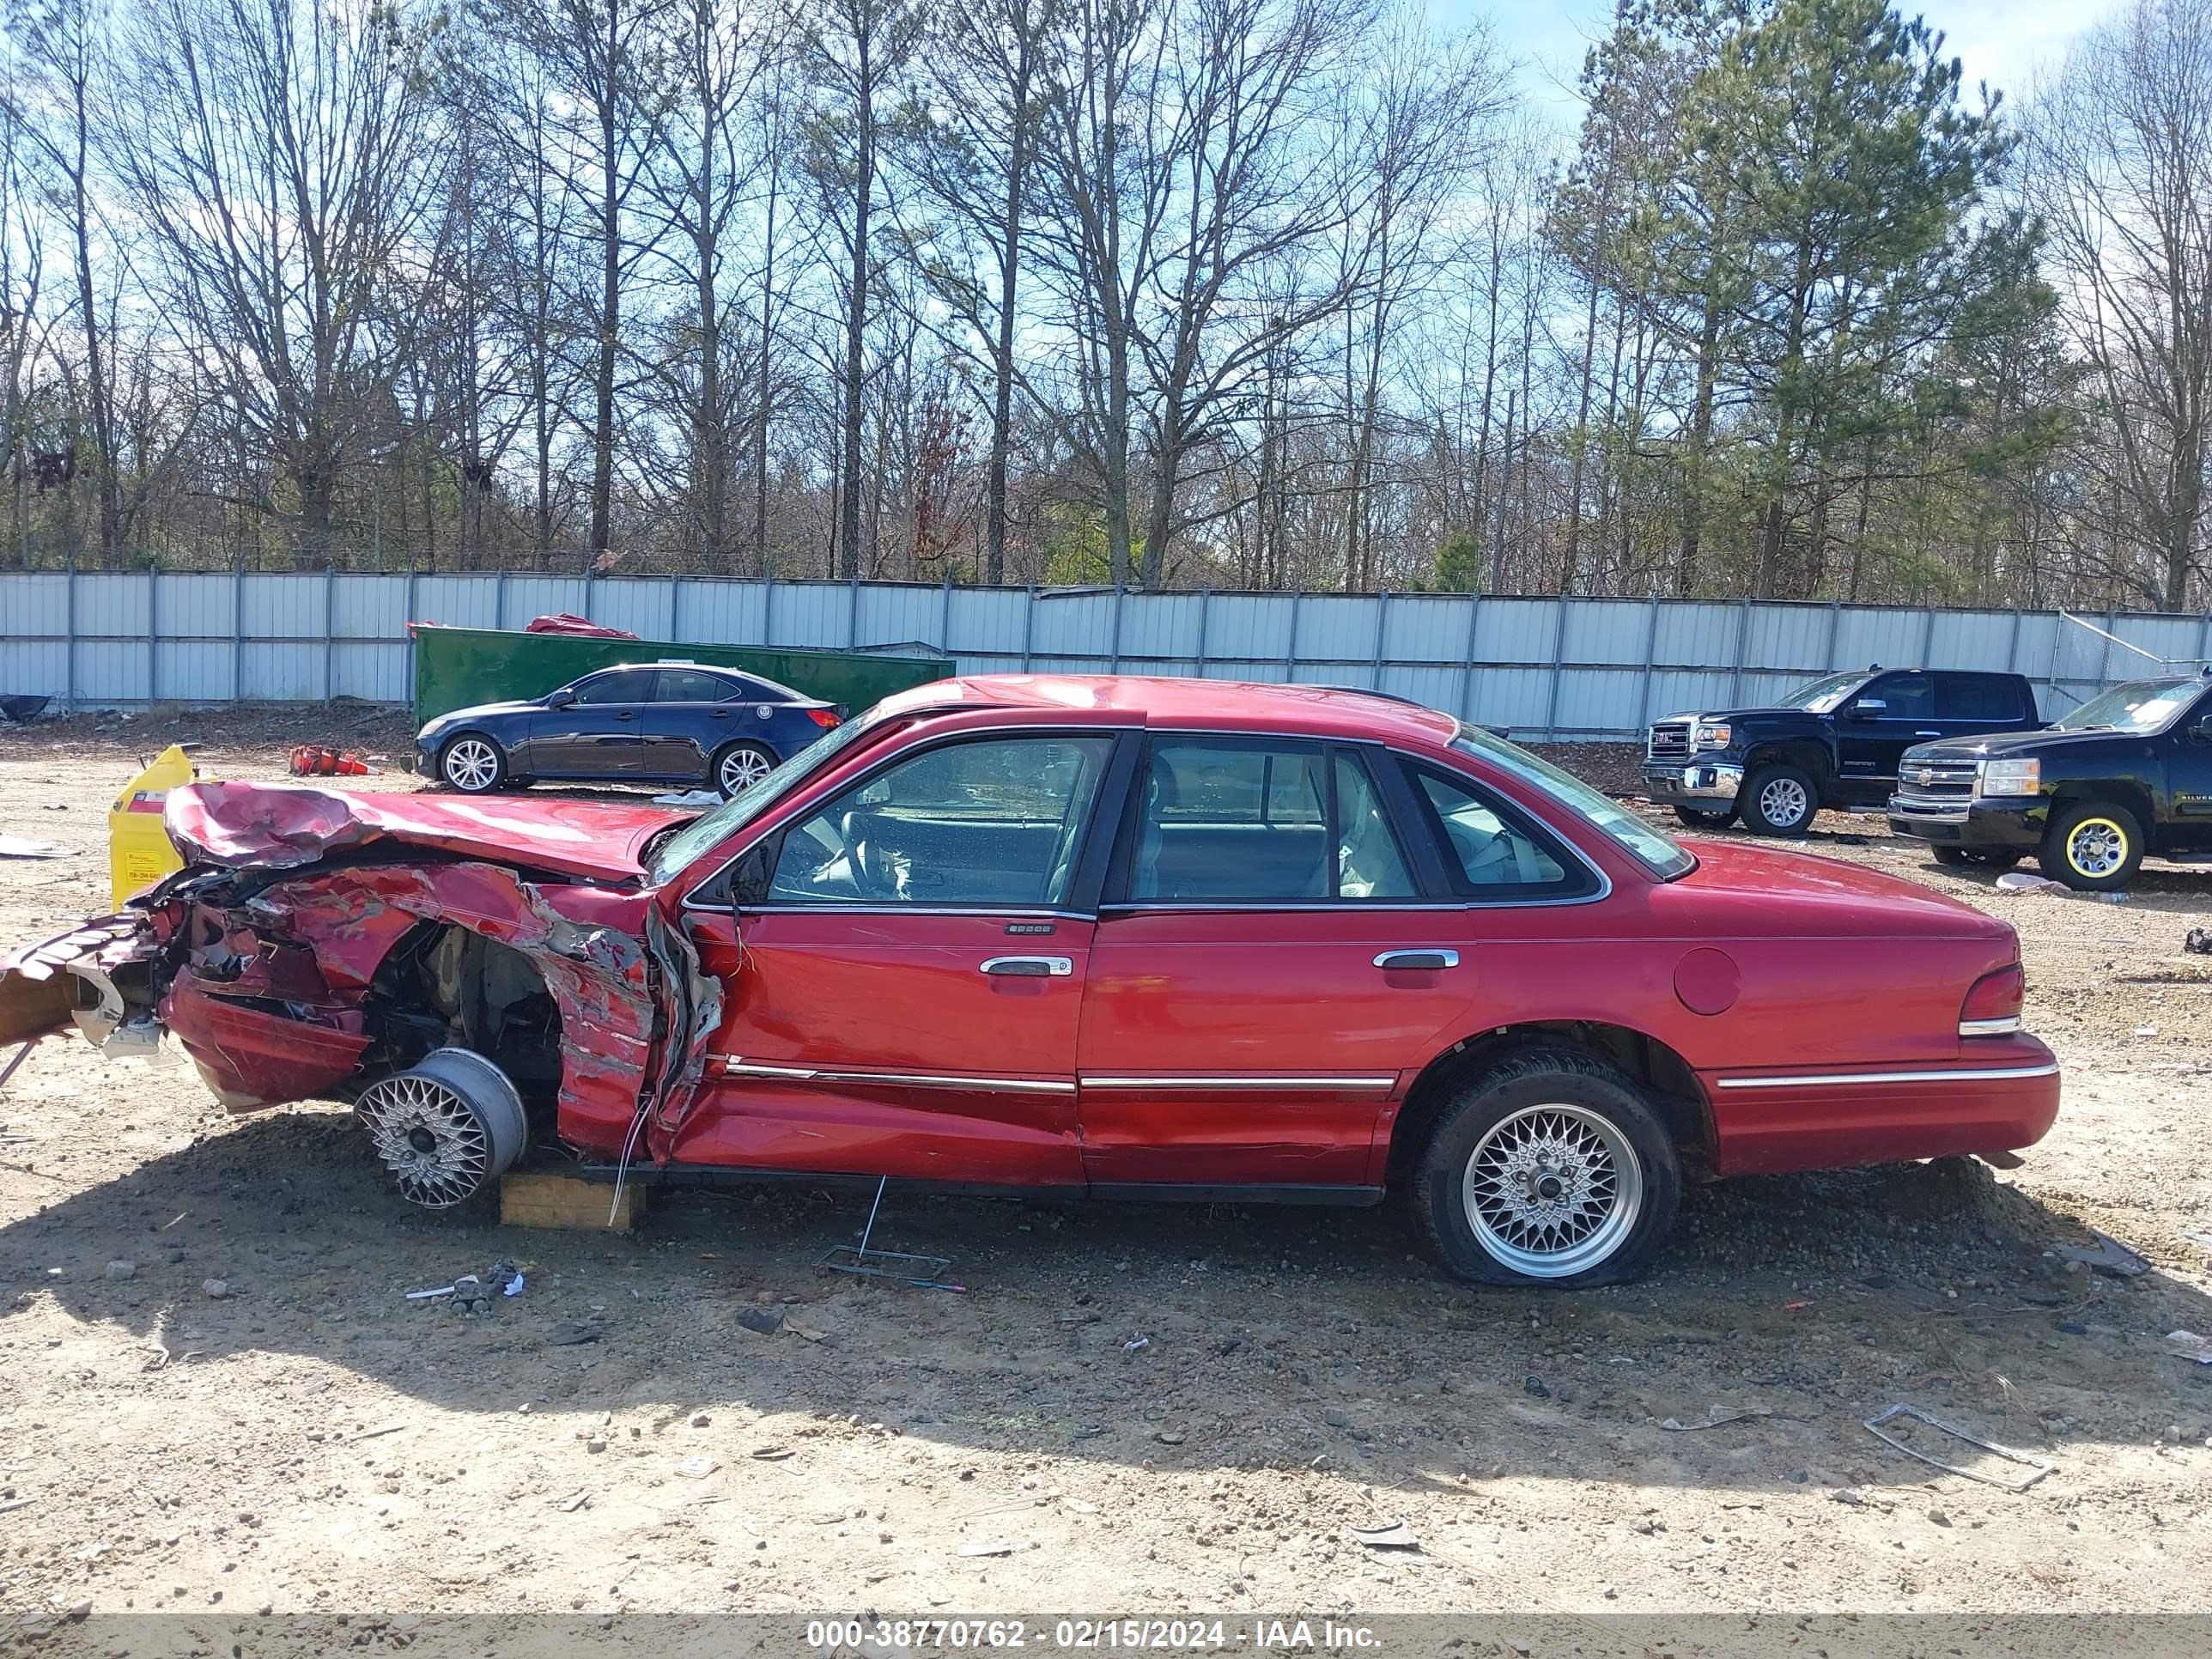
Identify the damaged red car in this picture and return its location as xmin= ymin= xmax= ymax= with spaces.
xmin=0 ymin=677 xmax=2060 ymax=1286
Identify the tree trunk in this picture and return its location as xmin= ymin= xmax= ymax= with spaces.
xmin=587 ymin=1 xmax=622 ymax=568
xmin=836 ymin=31 xmax=875 ymax=582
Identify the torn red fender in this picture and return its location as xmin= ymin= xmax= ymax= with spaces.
xmin=164 ymin=860 xmax=661 ymax=1148
xmin=164 ymin=781 xmax=684 ymax=882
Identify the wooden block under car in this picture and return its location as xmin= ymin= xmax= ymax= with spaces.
xmin=500 ymin=1170 xmax=646 ymax=1231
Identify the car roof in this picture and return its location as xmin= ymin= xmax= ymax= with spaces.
xmin=875 ymin=674 xmax=1461 ymax=744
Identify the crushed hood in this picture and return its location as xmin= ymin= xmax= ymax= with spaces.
xmin=164 ymin=781 xmax=687 ymax=882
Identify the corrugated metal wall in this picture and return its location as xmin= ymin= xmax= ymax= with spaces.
xmin=3 ymin=571 xmax=2206 ymax=739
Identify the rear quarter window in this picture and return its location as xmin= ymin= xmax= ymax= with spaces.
xmin=1939 ymin=674 xmax=2024 ymax=721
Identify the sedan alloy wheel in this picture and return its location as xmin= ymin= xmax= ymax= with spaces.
xmin=441 ymin=736 xmax=504 ymax=793
xmin=716 ymin=743 xmax=776 ymax=798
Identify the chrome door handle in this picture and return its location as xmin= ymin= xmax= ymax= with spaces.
xmin=981 ymin=956 xmax=1073 ymax=977
xmin=1914 ymin=730 xmax=1941 ymax=738
xmin=1374 ymin=949 xmax=1460 ymax=970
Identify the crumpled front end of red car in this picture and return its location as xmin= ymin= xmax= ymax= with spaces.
xmin=0 ymin=782 xmax=683 ymax=1166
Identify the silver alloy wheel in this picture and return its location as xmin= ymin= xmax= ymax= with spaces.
xmin=1758 ymin=775 xmax=1810 ymax=828
xmin=1462 ymin=1103 xmax=1644 ymax=1279
xmin=354 ymin=1048 xmax=526 ymax=1209
xmin=719 ymin=745 xmax=773 ymax=794
xmin=2066 ymin=817 xmax=2126 ymax=878
xmin=442 ymin=737 xmax=501 ymax=793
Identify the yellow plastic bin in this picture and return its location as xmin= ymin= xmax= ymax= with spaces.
xmin=109 ymin=744 xmax=204 ymax=907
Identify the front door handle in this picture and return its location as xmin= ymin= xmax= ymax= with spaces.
xmin=1374 ymin=949 xmax=1460 ymax=970
xmin=1914 ymin=730 xmax=1941 ymax=738
xmin=981 ymin=956 xmax=1073 ymax=977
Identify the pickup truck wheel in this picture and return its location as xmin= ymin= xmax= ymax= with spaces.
xmin=2039 ymin=801 xmax=2143 ymax=892
xmin=1933 ymin=846 xmax=2022 ymax=871
xmin=1674 ymin=805 xmax=1735 ymax=830
xmin=1741 ymin=763 xmax=1817 ymax=836
xmin=1410 ymin=1050 xmax=1680 ymax=1288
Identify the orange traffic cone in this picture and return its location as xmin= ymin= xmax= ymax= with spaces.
xmin=289 ymin=746 xmax=379 ymax=777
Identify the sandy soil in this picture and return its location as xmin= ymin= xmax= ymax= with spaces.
xmin=1 ymin=706 xmax=2209 ymax=1631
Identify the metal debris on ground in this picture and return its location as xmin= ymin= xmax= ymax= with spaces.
xmin=0 ymin=836 xmax=68 ymax=860
xmin=1351 ymin=1522 xmax=1419 ymax=1550
xmin=2055 ymin=1230 xmax=2152 ymax=1278
xmin=2186 ymin=928 xmax=2212 ymax=957
xmin=1863 ymin=1403 xmax=2057 ymax=1492
xmin=957 ymin=1540 xmax=1016 ymax=1558
xmin=738 ymin=1305 xmax=785 ymax=1336
xmin=1122 ymin=1335 xmax=1151 ymax=1353
xmin=818 ymin=1175 xmax=962 ymax=1291
xmin=1661 ymin=1407 xmax=1778 ymax=1431
xmin=1994 ymin=872 xmax=2068 ymax=893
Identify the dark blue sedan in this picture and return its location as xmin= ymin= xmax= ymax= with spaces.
xmin=412 ymin=663 xmax=844 ymax=798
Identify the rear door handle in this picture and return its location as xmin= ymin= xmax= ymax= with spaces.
xmin=981 ymin=956 xmax=1073 ymax=977
xmin=1915 ymin=730 xmax=1941 ymax=738
xmin=1374 ymin=949 xmax=1460 ymax=970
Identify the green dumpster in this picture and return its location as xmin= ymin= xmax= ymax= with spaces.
xmin=409 ymin=623 xmax=951 ymax=726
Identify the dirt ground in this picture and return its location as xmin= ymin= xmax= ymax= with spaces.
xmin=2 ymin=705 xmax=2210 ymax=1632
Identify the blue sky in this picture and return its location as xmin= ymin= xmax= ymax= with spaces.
xmin=1438 ymin=0 xmax=2121 ymax=119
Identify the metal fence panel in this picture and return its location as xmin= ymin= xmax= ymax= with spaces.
xmin=7 ymin=571 xmax=2211 ymax=741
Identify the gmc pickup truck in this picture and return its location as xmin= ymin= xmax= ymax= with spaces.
xmin=1643 ymin=667 xmax=2045 ymax=836
xmin=1889 ymin=670 xmax=2212 ymax=890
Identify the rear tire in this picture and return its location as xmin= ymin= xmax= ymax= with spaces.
xmin=1933 ymin=845 xmax=2023 ymax=871
xmin=713 ymin=740 xmax=777 ymax=799
xmin=1674 ymin=805 xmax=1735 ymax=830
xmin=1409 ymin=1049 xmax=1681 ymax=1288
xmin=1741 ymin=763 xmax=1818 ymax=837
xmin=2039 ymin=800 xmax=2142 ymax=892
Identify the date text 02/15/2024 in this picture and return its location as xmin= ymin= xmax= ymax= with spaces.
xmin=804 ymin=1620 xmax=1383 ymax=1650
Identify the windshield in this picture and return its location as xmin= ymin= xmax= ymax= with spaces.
xmin=1778 ymin=670 xmax=1871 ymax=714
xmin=2054 ymin=678 xmax=2203 ymax=735
xmin=647 ymin=709 xmax=896 ymax=884
xmin=1450 ymin=723 xmax=1694 ymax=880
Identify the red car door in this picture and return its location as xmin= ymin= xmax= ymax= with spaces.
xmin=667 ymin=729 xmax=1127 ymax=1186
xmin=1076 ymin=736 xmax=1474 ymax=1191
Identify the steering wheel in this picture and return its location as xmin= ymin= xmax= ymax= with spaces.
xmin=835 ymin=811 xmax=901 ymax=902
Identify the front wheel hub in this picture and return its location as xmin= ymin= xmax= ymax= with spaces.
xmin=354 ymin=1048 xmax=528 ymax=1209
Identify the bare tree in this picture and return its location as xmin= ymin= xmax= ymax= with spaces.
xmin=2031 ymin=0 xmax=2212 ymax=610
xmin=111 ymin=0 xmax=441 ymax=564
xmin=801 ymin=0 xmax=921 ymax=579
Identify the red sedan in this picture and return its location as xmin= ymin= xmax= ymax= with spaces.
xmin=0 ymin=677 xmax=2057 ymax=1286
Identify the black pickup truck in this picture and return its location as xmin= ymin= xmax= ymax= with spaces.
xmin=1888 ymin=671 xmax=2212 ymax=890
xmin=1642 ymin=666 xmax=2045 ymax=836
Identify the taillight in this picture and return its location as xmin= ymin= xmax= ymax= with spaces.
xmin=1960 ymin=963 xmax=2025 ymax=1036
xmin=805 ymin=707 xmax=841 ymax=729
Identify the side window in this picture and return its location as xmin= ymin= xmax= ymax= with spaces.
xmin=1128 ymin=738 xmax=1413 ymax=902
xmin=1938 ymin=674 xmax=2018 ymax=721
xmin=1862 ymin=673 xmax=1933 ymax=720
xmin=1403 ymin=763 xmax=1592 ymax=900
xmin=573 ymin=670 xmax=654 ymax=706
xmin=655 ymin=670 xmax=738 ymax=703
xmin=766 ymin=735 xmax=1112 ymax=908
xmin=1334 ymin=753 xmax=1415 ymax=900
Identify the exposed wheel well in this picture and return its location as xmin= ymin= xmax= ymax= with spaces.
xmin=2049 ymin=783 xmax=2154 ymax=840
xmin=1743 ymin=741 xmax=1831 ymax=788
xmin=1386 ymin=1021 xmax=1713 ymax=1188
xmin=356 ymin=921 xmax=564 ymax=1116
